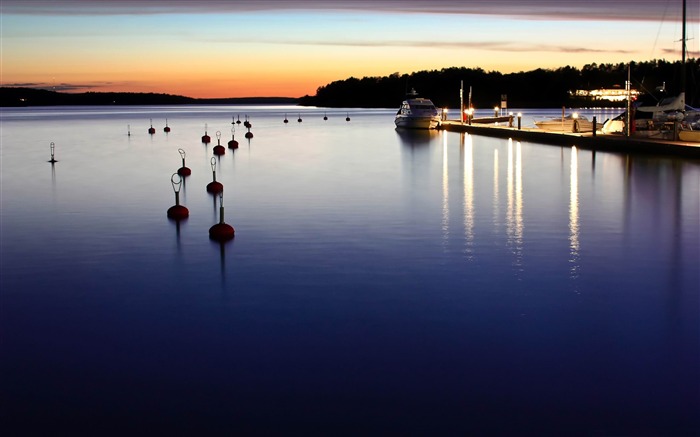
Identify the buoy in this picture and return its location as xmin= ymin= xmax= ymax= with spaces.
xmin=177 ymin=148 xmax=191 ymax=176
xmin=164 ymin=118 xmax=171 ymax=132
xmin=213 ymin=131 xmax=225 ymax=155
xmin=167 ymin=173 xmax=189 ymax=220
xmin=128 ymin=124 xmax=131 ymax=136
xmin=202 ymin=123 xmax=211 ymax=143
xmin=148 ymin=118 xmax=156 ymax=134
xmin=206 ymin=157 xmax=223 ymax=193
xmin=228 ymin=127 xmax=239 ymax=149
xmin=244 ymin=115 xmax=251 ymax=129
xmin=323 ymin=113 xmax=328 ymax=121
xmin=48 ymin=142 xmax=58 ymax=163
xmin=284 ymin=113 xmax=288 ymax=123
xmin=209 ymin=192 xmax=234 ymax=241
xmin=236 ymin=114 xmax=241 ymax=125
xmin=297 ymin=113 xmax=302 ymax=123
xmin=245 ymin=129 xmax=253 ymax=139
xmin=346 ymin=113 xmax=351 ymax=122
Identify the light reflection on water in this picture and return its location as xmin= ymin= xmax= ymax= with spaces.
xmin=1 ymin=105 xmax=699 ymax=435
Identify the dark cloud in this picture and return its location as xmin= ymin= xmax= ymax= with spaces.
xmin=1 ymin=0 xmax=696 ymax=23
xmin=2 ymin=81 xmax=122 ymax=92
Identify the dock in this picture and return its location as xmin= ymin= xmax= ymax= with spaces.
xmin=439 ymin=120 xmax=700 ymax=159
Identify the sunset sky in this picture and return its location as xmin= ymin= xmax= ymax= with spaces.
xmin=2 ymin=0 xmax=698 ymax=98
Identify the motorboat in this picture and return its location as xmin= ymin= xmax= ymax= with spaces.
xmin=395 ymin=89 xmax=441 ymax=129
xmin=534 ymin=113 xmax=595 ymax=133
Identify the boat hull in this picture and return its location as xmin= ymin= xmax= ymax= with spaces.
xmin=679 ymin=130 xmax=700 ymax=142
xmin=395 ymin=116 xmax=440 ymax=130
xmin=534 ymin=119 xmax=595 ymax=133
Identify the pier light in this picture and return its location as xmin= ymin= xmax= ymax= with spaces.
xmin=494 ymin=106 xmax=499 ymax=117
xmin=572 ymin=112 xmax=579 ymax=119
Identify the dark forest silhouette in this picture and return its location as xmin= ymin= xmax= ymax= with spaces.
xmin=3 ymin=59 xmax=697 ymax=108
xmin=300 ymin=59 xmax=699 ymax=108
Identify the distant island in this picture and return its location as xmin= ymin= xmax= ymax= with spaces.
xmin=0 ymin=88 xmax=298 ymax=107
xmin=3 ymin=59 xmax=697 ymax=109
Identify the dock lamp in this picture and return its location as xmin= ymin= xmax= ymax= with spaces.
xmin=467 ymin=108 xmax=474 ymax=125
xmin=442 ymin=107 xmax=448 ymax=121
xmin=494 ymin=106 xmax=499 ymax=117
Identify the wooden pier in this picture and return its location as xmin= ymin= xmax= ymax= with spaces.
xmin=439 ymin=120 xmax=700 ymax=159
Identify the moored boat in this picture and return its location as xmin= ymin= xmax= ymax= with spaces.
xmin=679 ymin=128 xmax=700 ymax=142
xmin=534 ymin=113 xmax=595 ymax=133
xmin=395 ymin=89 xmax=440 ymax=130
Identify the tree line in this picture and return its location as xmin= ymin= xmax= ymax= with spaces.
xmin=299 ymin=59 xmax=699 ymax=109
xmin=3 ymin=59 xmax=697 ymax=108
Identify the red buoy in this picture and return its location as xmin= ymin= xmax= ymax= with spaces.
xmin=323 ymin=113 xmax=328 ymax=120
xmin=228 ymin=127 xmax=239 ymax=149
xmin=167 ymin=204 xmax=189 ymax=219
xmin=48 ymin=142 xmax=58 ymax=163
xmin=177 ymin=148 xmax=191 ymax=176
xmin=346 ymin=113 xmax=351 ymax=122
xmin=207 ymin=181 xmax=223 ymax=193
xmin=209 ymin=192 xmax=234 ymax=241
xmin=202 ymin=123 xmax=211 ymax=143
xmin=284 ymin=113 xmax=289 ymax=123
xmin=167 ymin=173 xmax=189 ymax=220
xmin=297 ymin=113 xmax=302 ymax=123
xmin=206 ymin=157 xmax=223 ymax=193
xmin=213 ymin=131 xmax=225 ymax=155
xmin=209 ymin=222 xmax=234 ymax=240
xmin=245 ymin=130 xmax=253 ymax=139
xmin=164 ymin=118 xmax=171 ymax=132
xmin=148 ymin=118 xmax=156 ymax=134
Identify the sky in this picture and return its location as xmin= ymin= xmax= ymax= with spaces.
xmin=1 ymin=0 xmax=698 ymax=98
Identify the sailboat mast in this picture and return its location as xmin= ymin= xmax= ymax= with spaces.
xmin=681 ymin=0 xmax=686 ymax=97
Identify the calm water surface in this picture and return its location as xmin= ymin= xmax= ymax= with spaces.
xmin=1 ymin=105 xmax=699 ymax=435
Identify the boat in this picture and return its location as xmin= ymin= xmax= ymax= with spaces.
xmin=395 ymin=89 xmax=441 ymax=129
xmin=602 ymin=0 xmax=698 ymax=140
xmin=534 ymin=113 xmax=596 ymax=133
xmin=679 ymin=129 xmax=700 ymax=142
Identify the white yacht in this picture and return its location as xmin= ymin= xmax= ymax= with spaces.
xmin=395 ymin=89 xmax=440 ymax=129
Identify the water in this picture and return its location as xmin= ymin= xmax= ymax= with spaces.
xmin=1 ymin=105 xmax=699 ymax=436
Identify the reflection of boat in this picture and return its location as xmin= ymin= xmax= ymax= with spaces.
xmin=534 ymin=113 xmax=595 ymax=133
xmin=395 ymin=89 xmax=440 ymax=130
xmin=395 ymin=127 xmax=436 ymax=146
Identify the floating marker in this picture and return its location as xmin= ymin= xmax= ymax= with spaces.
xmin=128 ymin=124 xmax=131 ymax=136
xmin=245 ymin=128 xmax=253 ymax=139
xmin=346 ymin=113 xmax=351 ymax=122
xmin=284 ymin=113 xmax=289 ymax=124
xmin=202 ymin=123 xmax=211 ymax=144
xmin=167 ymin=173 xmax=189 ymax=220
xmin=297 ymin=113 xmax=302 ymax=123
xmin=236 ymin=114 xmax=241 ymax=125
xmin=228 ymin=127 xmax=239 ymax=149
xmin=48 ymin=142 xmax=58 ymax=163
xmin=148 ymin=119 xmax=156 ymax=134
xmin=209 ymin=191 xmax=234 ymax=241
xmin=164 ymin=118 xmax=171 ymax=133
xmin=177 ymin=148 xmax=191 ymax=176
xmin=323 ymin=112 xmax=328 ymax=121
xmin=244 ymin=115 xmax=251 ymax=129
xmin=206 ymin=157 xmax=223 ymax=194
xmin=213 ymin=131 xmax=225 ymax=156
